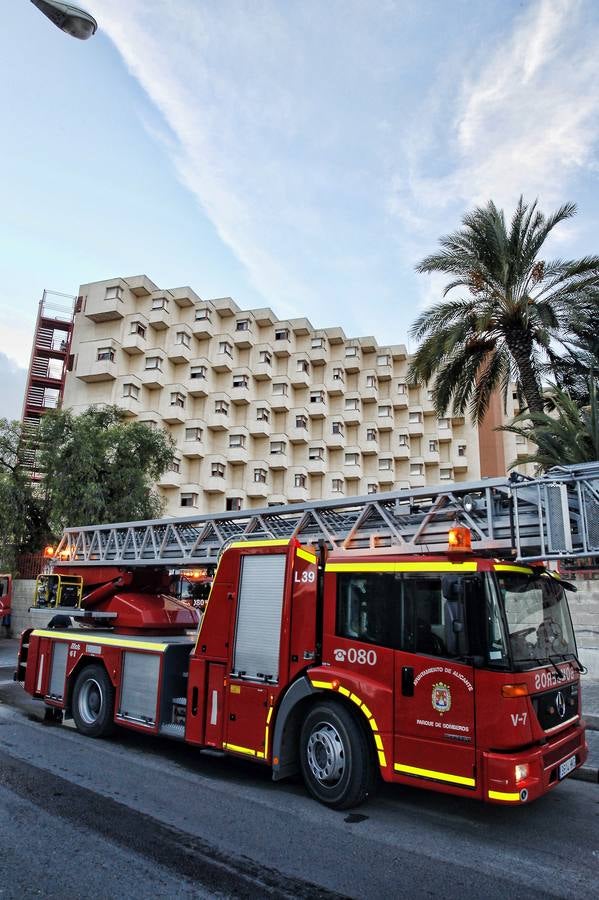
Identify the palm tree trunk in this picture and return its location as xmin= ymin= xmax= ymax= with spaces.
xmin=506 ymin=335 xmax=544 ymax=413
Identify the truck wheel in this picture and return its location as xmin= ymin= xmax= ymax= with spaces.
xmin=300 ymin=702 xmax=374 ymax=809
xmin=72 ymin=664 xmax=115 ymax=738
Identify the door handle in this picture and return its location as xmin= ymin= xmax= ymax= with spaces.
xmin=402 ymin=666 xmax=414 ymax=697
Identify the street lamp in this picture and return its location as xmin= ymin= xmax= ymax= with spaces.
xmin=30 ymin=0 xmax=97 ymax=40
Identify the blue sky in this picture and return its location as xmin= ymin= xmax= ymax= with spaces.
xmin=2 ymin=0 xmax=599 ymax=419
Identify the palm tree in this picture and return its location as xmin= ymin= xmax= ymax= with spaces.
xmin=501 ymin=378 xmax=599 ymax=471
xmin=547 ymin=300 xmax=599 ymax=405
xmin=409 ymin=197 xmax=599 ymax=423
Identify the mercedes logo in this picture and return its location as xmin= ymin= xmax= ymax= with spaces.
xmin=555 ymin=691 xmax=566 ymax=719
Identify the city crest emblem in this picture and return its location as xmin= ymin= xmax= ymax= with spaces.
xmin=432 ymin=682 xmax=451 ymax=714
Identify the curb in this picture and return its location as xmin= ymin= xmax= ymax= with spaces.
xmin=571 ymin=766 xmax=599 ymax=784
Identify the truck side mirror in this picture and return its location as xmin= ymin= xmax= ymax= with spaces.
xmin=452 ymin=620 xmax=464 ymax=634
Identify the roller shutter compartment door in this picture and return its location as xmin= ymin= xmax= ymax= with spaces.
xmin=232 ymin=555 xmax=287 ymax=682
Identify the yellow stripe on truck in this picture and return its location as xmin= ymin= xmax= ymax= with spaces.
xmin=309 ymin=677 xmax=388 ymax=769
xmin=494 ymin=564 xmax=534 ymax=575
xmin=394 ymin=762 xmax=475 ymax=787
xmin=326 ymin=561 xmax=477 ymax=574
xmin=488 ymin=789 xmax=521 ymax=802
xmin=229 ymin=539 xmax=290 ymax=549
xmin=31 ymin=629 xmax=168 ymax=653
xmin=296 ymin=548 xmax=317 ymax=564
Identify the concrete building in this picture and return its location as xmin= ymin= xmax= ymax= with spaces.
xmin=62 ymin=275 xmax=527 ymax=516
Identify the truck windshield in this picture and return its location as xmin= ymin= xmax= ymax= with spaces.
xmin=495 ymin=572 xmax=577 ymax=667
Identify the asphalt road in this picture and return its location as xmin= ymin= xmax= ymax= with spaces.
xmin=1 ymin=664 xmax=599 ymax=899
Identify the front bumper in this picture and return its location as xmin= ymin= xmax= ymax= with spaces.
xmin=484 ymin=721 xmax=587 ymax=804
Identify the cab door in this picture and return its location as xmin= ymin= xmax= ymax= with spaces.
xmin=393 ymin=573 xmax=477 ymax=792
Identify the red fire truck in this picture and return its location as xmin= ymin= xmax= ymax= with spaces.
xmin=15 ymin=464 xmax=598 ymax=808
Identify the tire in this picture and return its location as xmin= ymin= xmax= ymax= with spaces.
xmin=300 ymin=702 xmax=375 ymax=809
xmin=72 ymin=664 xmax=115 ymax=738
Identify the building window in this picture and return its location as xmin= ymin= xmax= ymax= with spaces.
xmin=332 ymin=421 xmax=344 ymax=435
xmin=439 ymin=468 xmax=452 ymax=480
xmin=378 ymin=405 xmax=391 ymax=417
xmin=259 ymin=350 xmax=272 ymax=365
xmin=427 ymin=389 xmax=434 ymax=401
xmin=310 ymin=390 xmax=325 ymax=404
xmin=122 ymin=383 xmax=139 ymax=400
xmin=297 ymin=359 xmax=310 ymax=374
xmin=377 ymin=354 xmax=390 ymax=366
xmin=145 ymin=356 xmax=162 ymax=370
xmin=195 ymin=307 xmax=211 ymax=321
xmin=169 ymin=458 xmax=181 ymax=474
xmin=272 ymin=382 xmax=288 ymax=396
xmin=367 ymin=483 xmax=378 ymax=494
xmin=97 ymin=347 xmax=115 ymax=362
xmin=226 ymin=497 xmax=243 ymax=511
xmin=105 ymin=285 xmax=123 ymax=301
xmin=295 ymin=414 xmax=308 ymax=429
xmin=294 ymin=473 xmax=307 ymax=488
xmin=398 ymin=434 xmax=409 ymax=447
xmin=397 ymin=382 xmax=406 ymax=395
xmin=175 ymin=331 xmax=191 ymax=348
xmin=218 ymin=341 xmax=233 ymax=357
xmin=275 ymin=328 xmax=290 ymax=341
xmin=332 ymin=367 xmax=344 ymax=381
xmin=345 ymin=346 xmax=359 ymax=358
xmin=152 ymin=296 xmax=169 ymax=311
xmin=236 ymin=319 xmax=250 ymax=331
xmin=130 ymin=321 xmax=146 ymax=338
xmin=311 ymin=337 xmax=326 ymax=349
xmin=366 ymin=375 xmax=377 ymax=389
xmin=458 ymin=444 xmax=466 ymax=456
xmin=190 ymin=365 xmax=207 ymax=380
xmin=379 ymin=458 xmax=392 ymax=470
xmin=428 ymin=440 xmax=438 ymax=453
xmin=211 ymin=462 xmax=226 ymax=478
xmin=185 ymin=427 xmax=203 ymax=441
xmin=344 ymin=452 xmax=359 ymax=466
xmin=170 ymin=392 xmax=185 ymax=408
xmin=438 ymin=417 xmax=450 ymax=429
xmin=254 ymin=467 xmax=267 ymax=483
xmin=309 ymin=446 xmax=324 ymax=461
xmin=409 ymin=411 xmax=422 ymax=424
xmin=215 ymin=399 xmax=229 ymax=415
xmin=332 ymin=478 xmax=344 ymax=493
xmin=180 ymin=492 xmax=198 ymax=508
xmin=229 ymin=434 xmax=246 ymax=448
xmin=232 ymin=374 xmax=249 ymax=389
xmin=270 ymin=441 xmax=286 ymax=455
xmin=256 ymin=406 xmax=270 ymax=422
xmin=410 ymin=463 xmax=423 ymax=476
xmin=515 ymin=434 xmax=527 ymax=446
xmin=366 ymin=428 xmax=377 ymax=441
xmin=345 ymin=398 xmax=360 ymax=410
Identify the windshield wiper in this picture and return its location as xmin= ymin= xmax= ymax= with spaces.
xmin=533 ymin=656 xmax=566 ymax=680
xmin=558 ymin=652 xmax=588 ymax=675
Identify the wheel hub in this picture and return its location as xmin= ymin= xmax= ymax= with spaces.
xmin=79 ymin=678 xmax=103 ymax=725
xmin=306 ymin=723 xmax=345 ymax=785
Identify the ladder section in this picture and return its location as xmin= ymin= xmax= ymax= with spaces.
xmin=52 ymin=463 xmax=599 ymax=567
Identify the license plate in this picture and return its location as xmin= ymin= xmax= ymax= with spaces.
xmin=558 ymin=755 xmax=576 ymax=780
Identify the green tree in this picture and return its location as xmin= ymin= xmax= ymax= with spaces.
xmin=0 ymin=419 xmax=49 ymax=572
xmin=409 ymin=197 xmax=599 ymax=423
xmin=547 ymin=299 xmax=599 ymax=405
xmin=501 ymin=378 xmax=599 ymax=471
xmin=38 ymin=406 xmax=176 ymax=532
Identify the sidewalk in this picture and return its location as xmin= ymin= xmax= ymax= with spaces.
xmin=1 ymin=637 xmax=597 ymax=782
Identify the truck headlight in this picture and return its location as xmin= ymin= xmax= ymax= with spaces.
xmin=515 ymin=764 xmax=529 ymax=783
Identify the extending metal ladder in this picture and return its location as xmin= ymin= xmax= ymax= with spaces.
xmin=52 ymin=463 xmax=599 ymax=568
